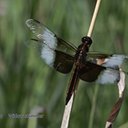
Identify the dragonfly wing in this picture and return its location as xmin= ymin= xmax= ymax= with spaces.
xmin=96 ymin=54 xmax=128 ymax=84
xmin=25 ymin=19 xmax=76 ymax=73
xmin=26 ymin=19 xmax=77 ymax=56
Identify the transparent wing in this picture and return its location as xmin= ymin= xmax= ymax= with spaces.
xmin=87 ymin=52 xmax=112 ymax=57
xmin=26 ymin=19 xmax=77 ymax=56
xmin=86 ymin=52 xmax=112 ymax=62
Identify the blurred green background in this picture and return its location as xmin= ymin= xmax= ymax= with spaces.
xmin=0 ymin=0 xmax=128 ymax=128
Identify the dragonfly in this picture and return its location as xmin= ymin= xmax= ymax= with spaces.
xmin=26 ymin=19 xmax=128 ymax=104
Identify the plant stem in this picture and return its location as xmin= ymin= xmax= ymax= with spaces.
xmin=87 ymin=0 xmax=102 ymax=37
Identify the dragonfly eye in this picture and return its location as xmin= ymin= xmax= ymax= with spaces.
xmin=81 ymin=36 xmax=92 ymax=45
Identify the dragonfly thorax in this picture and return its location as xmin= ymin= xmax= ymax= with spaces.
xmin=75 ymin=36 xmax=92 ymax=64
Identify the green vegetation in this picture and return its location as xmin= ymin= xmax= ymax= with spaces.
xmin=0 ymin=0 xmax=128 ymax=128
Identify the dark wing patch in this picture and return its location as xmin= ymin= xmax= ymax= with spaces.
xmin=79 ymin=62 xmax=105 ymax=82
xmin=54 ymin=50 xmax=74 ymax=73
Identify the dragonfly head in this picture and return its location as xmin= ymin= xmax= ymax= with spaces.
xmin=81 ymin=36 xmax=92 ymax=47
